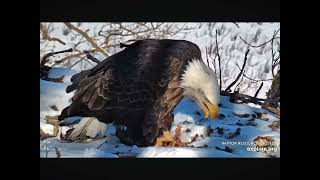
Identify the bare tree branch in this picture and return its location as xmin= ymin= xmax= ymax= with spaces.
xmin=235 ymin=71 xmax=245 ymax=91
xmin=40 ymin=48 xmax=73 ymax=66
xmin=40 ymin=23 xmax=66 ymax=45
xmin=254 ymin=82 xmax=264 ymax=98
xmin=239 ymin=28 xmax=280 ymax=48
xmin=222 ymin=90 xmax=278 ymax=105
xmin=54 ymin=53 xmax=86 ymax=64
xmin=97 ymin=141 xmax=108 ymax=150
xmin=215 ymin=29 xmax=222 ymax=92
xmin=225 ymin=48 xmax=250 ymax=93
xmin=270 ymin=30 xmax=280 ymax=77
xmin=72 ymin=36 xmax=86 ymax=50
xmin=114 ymin=23 xmax=145 ymax=38
xmin=64 ymin=22 xmax=110 ymax=57
xmin=69 ymin=56 xmax=86 ymax=68
xmin=271 ymin=38 xmax=275 ymax=77
xmin=233 ymin=22 xmax=240 ymax=28
xmin=53 ymin=44 xmax=118 ymax=65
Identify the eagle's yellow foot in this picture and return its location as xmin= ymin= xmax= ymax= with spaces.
xmin=155 ymin=130 xmax=175 ymax=146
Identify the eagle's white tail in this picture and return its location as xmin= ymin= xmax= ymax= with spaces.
xmin=62 ymin=117 xmax=107 ymax=141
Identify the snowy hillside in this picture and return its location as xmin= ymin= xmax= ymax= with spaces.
xmin=40 ymin=23 xmax=280 ymax=99
xmin=40 ymin=68 xmax=280 ymax=158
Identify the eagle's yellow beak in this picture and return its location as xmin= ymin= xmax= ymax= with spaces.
xmin=203 ymin=102 xmax=219 ymax=119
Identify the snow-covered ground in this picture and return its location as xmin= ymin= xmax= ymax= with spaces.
xmin=40 ymin=68 xmax=280 ymax=158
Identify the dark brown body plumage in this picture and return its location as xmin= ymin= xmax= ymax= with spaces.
xmin=59 ymin=39 xmax=202 ymax=146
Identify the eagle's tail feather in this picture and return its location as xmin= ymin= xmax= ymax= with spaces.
xmin=66 ymin=117 xmax=94 ymax=141
xmin=62 ymin=117 xmax=107 ymax=142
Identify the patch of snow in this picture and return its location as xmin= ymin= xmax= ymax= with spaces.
xmin=137 ymin=147 xmax=237 ymax=158
xmin=47 ymin=68 xmax=78 ymax=82
xmin=40 ymin=79 xmax=74 ymax=134
xmin=82 ymin=148 xmax=118 ymax=158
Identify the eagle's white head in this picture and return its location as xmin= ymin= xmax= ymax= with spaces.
xmin=180 ymin=59 xmax=220 ymax=119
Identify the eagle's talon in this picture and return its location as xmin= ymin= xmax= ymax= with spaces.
xmin=155 ymin=130 xmax=174 ymax=146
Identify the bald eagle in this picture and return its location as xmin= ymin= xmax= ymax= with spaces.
xmin=58 ymin=39 xmax=220 ymax=147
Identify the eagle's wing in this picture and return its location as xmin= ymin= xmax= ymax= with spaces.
xmin=141 ymin=57 xmax=187 ymax=145
xmin=60 ymin=41 xmax=158 ymax=120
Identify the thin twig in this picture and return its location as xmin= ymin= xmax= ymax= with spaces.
xmin=233 ymin=22 xmax=240 ymax=28
xmin=235 ymin=71 xmax=245 ymax=91
xmin=239 ymin=36 xmax=280 ymax=48
xmin=64 ymin=22 xmax=110 ymax=57
xmin=221 ymin=91 xmax=279 ymax=105
xmin=69 ymin=56 xmax=86 ymax=68
xmin=54 ymin=44 xmax=118 ymax=65
xmin=96 ymin=141 xmax=108 ymax=150
xmin=271 ymin=31 xmax=276 ymax=77
xmin=225 ymin=48 xmax=250 ymax=92
xmin=40 ymin=48 xmax=73 ymax=66
xmin=72 ymin=36 xmax=86 ymax=50
xmin=239 ymin=28 xmax=280 ymax=48
xmin=54 ymin=53 xmax=86 ymax=64
xmin=270 ymin=29 xmax=280 ymax=77
xmin=115 ymin=23 xmax=144 ymax=38
xmin=40 ymin=23 xmax=66 ymax=45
